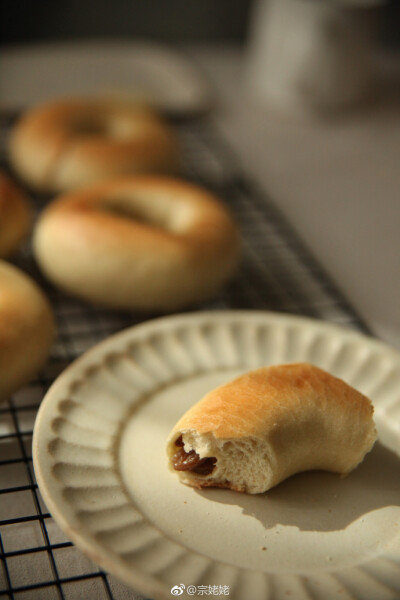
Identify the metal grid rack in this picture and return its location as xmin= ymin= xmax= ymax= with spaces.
xmin=0 ymin=114 xmax=370 ymax=600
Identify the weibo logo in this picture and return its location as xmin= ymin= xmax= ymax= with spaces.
xmin=170 ymin=584 xmax=185 ymax=596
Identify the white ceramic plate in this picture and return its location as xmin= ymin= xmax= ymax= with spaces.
xmin=33 ymin=311 xmax=400 ymax=600
xmin=0 ymin=40 xmax=212 ymax=115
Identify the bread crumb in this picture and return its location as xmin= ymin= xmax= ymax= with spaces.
xmin=260 ymin=546 xmax=267 ymax=551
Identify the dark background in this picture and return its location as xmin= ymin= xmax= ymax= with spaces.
xmin=1 ymin=0 xmax=399 ymax=47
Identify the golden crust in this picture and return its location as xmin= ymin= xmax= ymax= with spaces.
xmin=8 ymin=98 xmax=179 ymax=193
xmin=172 ymin=363 xmax=374 ymax=440
xmin=33 ymin=176 xmax=240 ymax=310
xmin=0 ymin=261 xmax=54 ymax=402
xmin=0 ymin=172 xmax=32 ymax=258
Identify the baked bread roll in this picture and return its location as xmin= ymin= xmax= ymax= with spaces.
xmin=33 ymin=175 xmax=240 ymax=311
xmin=167 ymin=363 xmax=377 ymax=494
xmin=9 ymin=97 xmax=179 ymax=193
xmin=0 ymin=172 xmax=31 ymax=258
xmin=0 ymin=261 xmax=55 ymax=403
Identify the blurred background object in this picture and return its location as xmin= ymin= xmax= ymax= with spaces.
xmin=0 ymin=0 xmax=398 ymax=47
xmin=247 ymin=0 xmax=388 ymax=115
xmin=0 ymin=0 xmax=251 ymax=44
xmin=0 ymin=39 xmax=214 ymax=117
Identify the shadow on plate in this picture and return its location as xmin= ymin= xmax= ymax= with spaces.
xmin=195 ymin=442 xmax=400 ymax=532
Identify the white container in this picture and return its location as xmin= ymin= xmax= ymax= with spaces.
xmin=247 ymin=0 xmax=384 ymax=115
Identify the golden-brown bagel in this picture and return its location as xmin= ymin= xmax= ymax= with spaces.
xmin=0 ymin=172 xmax=31 ymax=258
xmin=9 ymin=98 xmax=179 ymax=193
xmin=167 ymin=363 xmax=377 ymax=494
xmin=0 ymin=261 xmax=55 ymax=403
xmin=33 ymin=176 xmax=240 ymax=311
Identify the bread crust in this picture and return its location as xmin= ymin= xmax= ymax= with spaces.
xmin=0 ymin=261 xmax=54 ymax=402
xmin=0 ymin=172 xmax=31 ymax=258
xmin=33 ymin=175 xmax=240 ymax=311
xmin=8 ymin=98 xmax=179 ymax=193
xmin=167 ymin=363 xmax=377 ymax=494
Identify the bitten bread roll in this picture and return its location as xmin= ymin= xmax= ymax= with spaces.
xmin=167 ymin=363 xmax=377 ymax=494
xmin=0 ymin=261 xmax=55 ymax=402
xmin=9 ymin=97 xmax=179 ymax=193
xmin=0 ymin=172 xmax=31 ymax=258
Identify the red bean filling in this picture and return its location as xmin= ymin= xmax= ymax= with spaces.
xmin=172 ymin=436 xmax=217 ymax=475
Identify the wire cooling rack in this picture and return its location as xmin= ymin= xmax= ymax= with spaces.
xmin=0 ymin=113 xmax=371 ymax=600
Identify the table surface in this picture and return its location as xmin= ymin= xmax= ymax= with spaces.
xmin=187 ymin=45 xmax=400 ymax=350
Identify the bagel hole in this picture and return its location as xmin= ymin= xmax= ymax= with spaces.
xmin=70 ymin=117 xmax=105 ymax=136
xmin=69 ymin=114 xmax=140 ymax=140
xmin=100 ymin=199 xmax=171 ymax=230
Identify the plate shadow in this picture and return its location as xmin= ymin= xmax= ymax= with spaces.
xmin=195 ymin=442 xmax=400 ymax=532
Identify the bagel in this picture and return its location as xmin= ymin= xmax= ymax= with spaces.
xmin=0 ymin=261 xmax=55 ymax=403
xmin=0 ymin=172 xmax=31 ymax=258
xmin=167 ymin=363 xmax=377 ymax=494
xmin=33 ymin=176 xmax=240 ymax=311
xmin=9 ymin=98 xmax=179 ymax=193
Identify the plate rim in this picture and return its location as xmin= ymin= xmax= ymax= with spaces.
xmin=32 ymin=309 xmax=400 ymax=599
